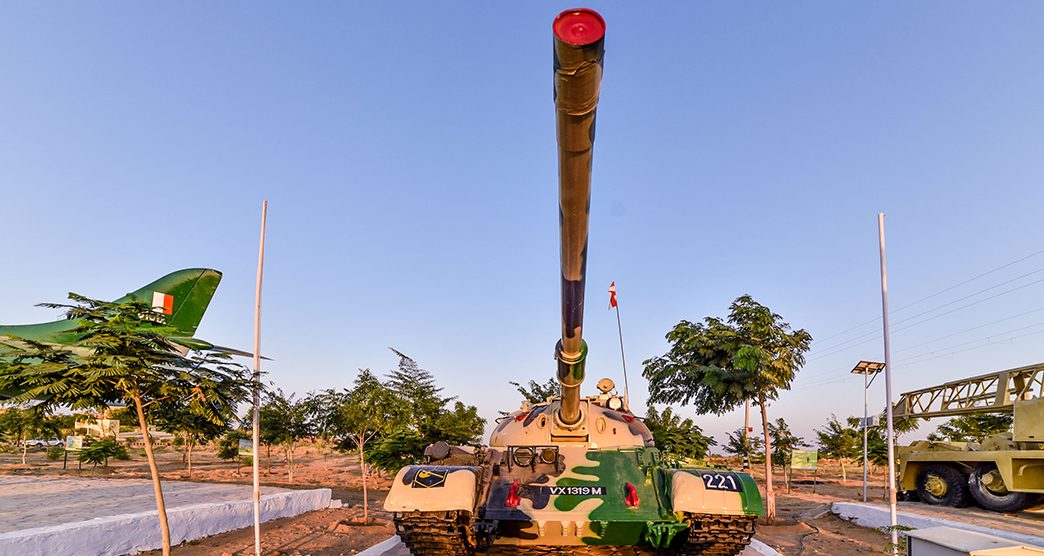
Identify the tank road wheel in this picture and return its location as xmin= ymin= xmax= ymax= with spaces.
xmin=677 ymin=513 xmax=757 ymax=556
xmin=968 ymin=463 xmax=1043 ymax=513
xmin=394 ymin=510 xmax=475 ymax=556
xmin=915 ymin=464 xmax=971 ymax=507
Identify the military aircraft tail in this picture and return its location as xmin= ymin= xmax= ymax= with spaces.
xmin=114 ymin=268 xmax=223 ymax=337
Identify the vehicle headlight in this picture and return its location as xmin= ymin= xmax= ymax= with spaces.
xmin=513 ymin=446 xmax=534 ymax=467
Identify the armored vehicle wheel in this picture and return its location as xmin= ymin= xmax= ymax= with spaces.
xmin=968 ymin=463 xmax=1043 ymax=512
xmin=394 ymin=510 xmax=475 ymax=556
xmin=915 ymin=464 xmax=971 ymax=507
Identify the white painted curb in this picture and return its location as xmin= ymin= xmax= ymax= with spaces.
xmin=0 ymin=488 xmax=332 ymax=556
xmin=832 ymin=502 xmax=1044 ymax=549
xmin=358 ymin=536 xmax=407 ymax=555
xmin=359 ymin=535 xmax=782 ymax=556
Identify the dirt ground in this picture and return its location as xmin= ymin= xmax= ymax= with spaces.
xmin=2 ymin=446 xmax=1040 ymax=555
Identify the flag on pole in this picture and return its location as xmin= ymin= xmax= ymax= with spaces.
xmin=609 ymin=281 xmax=618 ymax=308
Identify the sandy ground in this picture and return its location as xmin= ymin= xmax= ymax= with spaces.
xmin=2 ymin=445 xmax=1041 ymax=555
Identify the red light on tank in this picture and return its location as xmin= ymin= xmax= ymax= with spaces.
xmin=505 ymin=480 xmax=522 ymax=508
xmin=515 ymin=412 xmax=530 ymax=421
xmin=553 ymin=8 xmax=605 ymax=46
xmin=624 ymin=482 xmax=640 ymax=507
xmin=622 ymin=413 xmax=635 ymax=423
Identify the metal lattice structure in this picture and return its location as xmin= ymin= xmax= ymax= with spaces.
xmin=893 ymin=362 xmax=1044 ymax=419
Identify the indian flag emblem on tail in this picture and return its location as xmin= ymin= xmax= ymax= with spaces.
xmin=152 ymin=292 xmax=174 ymax=315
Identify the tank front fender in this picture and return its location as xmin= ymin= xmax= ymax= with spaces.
xmin=384 ymin=465 xmax=479 ymax=512
xmin=667 ymin=469 xmax=764 ymax=516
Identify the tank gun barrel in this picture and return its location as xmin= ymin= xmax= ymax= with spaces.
xmin=552 ymin=8 xmax=605 ymax=427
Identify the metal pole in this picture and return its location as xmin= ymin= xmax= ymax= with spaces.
xmin=252 ymin=200 xmax=268 ymax=556
xmin=613 ymin=301 xmax=630 ymax=409
xmin=862 ymin=370 xmax=868 ymax=502
xmin=878 ymin=213 xmax=898 ymax=555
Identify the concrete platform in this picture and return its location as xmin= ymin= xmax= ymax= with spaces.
xmin=832 ymin=501 xmax=1044 ymax=549
xmin=358 ymin=536 xmax=782 ymax=555
xmin=0 ymin=476 xmax=331 ymax=555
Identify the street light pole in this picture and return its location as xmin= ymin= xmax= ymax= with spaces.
xmin=863 ymin=369 xmax=868 ymax=502
xmin=851 ymin=360 xmax=883 ymax=504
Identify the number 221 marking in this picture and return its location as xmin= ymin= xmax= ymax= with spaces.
xmin=701 ymin=473 xmax=739 ymax=491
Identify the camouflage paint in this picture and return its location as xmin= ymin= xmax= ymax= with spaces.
xmin=553 ymin=9 xmax=605 ymax=426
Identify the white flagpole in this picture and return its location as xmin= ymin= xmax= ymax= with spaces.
xmin=252 ymin=200 xmax=268 ymax=556
xmin=611 ymin=283 xmax=630 ymax=408
xmin=878 ymin=213 xmax=899 ymax=555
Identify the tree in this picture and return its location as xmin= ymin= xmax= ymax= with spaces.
xmin=643 ymin=295 xmax=812 ymax=521
xmin=509 ymin=378 xmax=560 ymax=404
xmin=382 ymin=348 xmax=484 ymax=458
xmin=928 ymin=414 xmax=1013 ymax=443
xmin=768 ymin=418 xmax=807 ymax=488
xmin=315 ymin=370 xmax=396 ymax=521
xmin=159 ymin=410 xmax=229 ymax=476
xmin=78 ymin=438 xmax=130 ymax=468
xmin=724 ymin=427 xmax=763 ymax=460
xmin=0 ymin=406 xmax=62 ymax=464
xmin=0 ymin=295 xmax=252 ymax=556
xmin=816 ymin=415 xmax=860 ymax=484
xmin=257 ymin=389 xmax=313 ymax=483
xmin=644 ymin=405 xmax=716 ymax=462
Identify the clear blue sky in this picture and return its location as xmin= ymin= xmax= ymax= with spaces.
xmin=3 ymin=2 xmax=1044 ymax=447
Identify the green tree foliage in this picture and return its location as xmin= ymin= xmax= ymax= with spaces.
xmin=509 ymin=378 xmax=560 ymax=404
xmin=724 ymin=427 xmax=763 ymax=460
xmin=0 ymin=295 xmax=252 ymax=556
xmin=642 ymin=295 xmax=812 ymax=521
xmin=78 ymin=439 xmax=130 ymax=467
xmin=310 ymin=369 xmax=396 ymax=521
xmin=217 ymin=429 xmax=250 ymax=461
xmin=769 ymin=418 xmax=807 ymax=468
xmin=644 ymin=405 xmax=716 ymax=462
xmin=256 ymin=389 xmax=313 ymax=483
xmin=0 ymin=407 xmax=62 ymax=464
xmin=768 ymin=418 xmax=808 ymax=488
xmin=816 ymin=415 xmax=861 ymax=483
xmin=927 ymin=413 xmax=1013 ymax=443
xmin=366 ymin=428 xmax=427 ymax=472
xmin=372 ymin=349 xmax=484 ymax=468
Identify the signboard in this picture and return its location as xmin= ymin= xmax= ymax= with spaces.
xmin=791 ymin=449 xmax=819 ymax=470
xmin=238 ymin=439 xmax=254 ymax=456
xmin=65 ymin=436 xmax=84 ymax=452
xmin=859 ymin=415 xmax=881 ymax=428
xmin=97 ymin=419 xmax=120 ymax=438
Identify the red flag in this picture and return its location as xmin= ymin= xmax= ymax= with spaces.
xmin=609 ymin=281 xmax=618 ymax=309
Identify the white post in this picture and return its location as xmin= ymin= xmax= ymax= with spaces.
xmin=252 ymin=200 xmax=268 ymax=556
xmin=878 ymin=213 xmax=898 ymax=555
xmin=862 ymin=370 xmax=868 ymax=502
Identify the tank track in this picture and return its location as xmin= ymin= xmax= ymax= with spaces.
xmin=393 ymin=511 xmax=756 ymax=556
xmin=676 ymin=513 xmax=757 ymax=556
xmin=394 ymin=510 xmax=476 ymax=556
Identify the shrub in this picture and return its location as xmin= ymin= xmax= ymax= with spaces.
xmin=78 ymin=440 xmax=130 ymax=467
xmin=46 ymin=446 xmax=64 ymax=461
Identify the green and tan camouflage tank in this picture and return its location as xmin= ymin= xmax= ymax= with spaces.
xmin=386 ymin=380 xmax=764 ymax=555
xmin=384 ymin=8 xmax=764 ymax=555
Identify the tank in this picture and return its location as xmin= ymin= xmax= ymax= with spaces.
xmin=384 ymin=8 xmax=764 ymax=555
